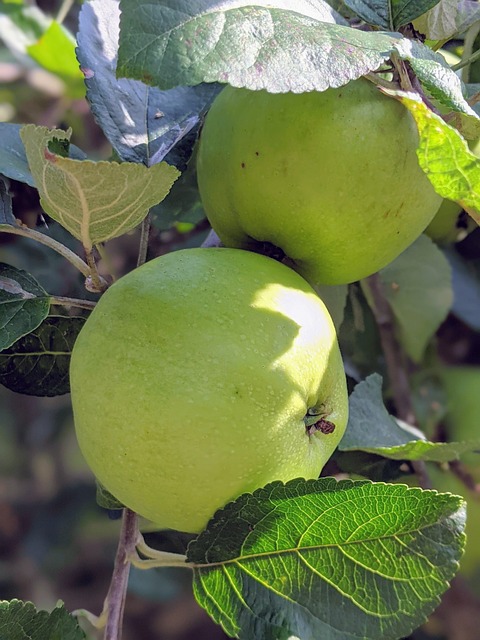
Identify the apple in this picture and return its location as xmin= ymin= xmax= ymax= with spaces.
xmin=70 ymin=248 xmax=348 ymax=533
xmin=196 ymin=78 xmax=442 ymax=286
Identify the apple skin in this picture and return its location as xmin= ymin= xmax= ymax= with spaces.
xmin=196 ymin=78 xmax=442 ymax=286
xmin=70 ymin=248 xmax=348 ymax=533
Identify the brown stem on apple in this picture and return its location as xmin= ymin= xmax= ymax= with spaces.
xmin=102 ymin=508 xmax=139 ymax=640
xmin=364 ymin=273 xmax=431 ymax=489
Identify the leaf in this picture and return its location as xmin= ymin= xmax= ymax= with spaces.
xmin=20 ymin=125 xmax=180 ymax=250
xmin=116 ymin=2 xmax=476 ymax=131
xmin=0 ymin=122 xmax=86 ymax=187
xmin=395 ymin=91 xmax=480 ymax=220
xmin=394 ymin=41 xmax=480 ymax=138
xmin=339 ymin=375 xmax=480 ymax=463
xmin=0 ymin=177 xmax=16 ymax=225
xmin=340 ymin=374 xmax=419 ymax=450
xmin=27 ymin=21 xmax=85 ymax=98
xmin=0 ymin=263 xmax=50 ymax=351
xmin=117 ymin=1 xmax=401 ymax=93
xmin=0 ymin=315 xmax=85 ymax=397
xmin=0 ymin=599 xmax=85 ymax=640
xmin=413 ymin=0 xmax=480 ymax=41
xmin=77 ymin=0 xmax=220 ymax=166
xmin=0 ymin=2 xmax=49 ymax=64
xmin=96 ymin=482 xmax=125 ymax=511
xmin=189 ymin=477 xmax=465 ymax=640
xmin=343 ymin=0 xmax=441 ymax=30
xmin=444 ymin=248 xmax=480 ymax=331
xmin=314 ymin=284 xmax=348 ymax=331
xmin=366 ymin=235 xmax=453 ymax=363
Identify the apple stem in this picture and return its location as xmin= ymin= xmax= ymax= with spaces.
xmin=132 ymin=533 xmax=191 ymax=569
xmin=102 ymin=508 xmax=138 ymax=640
xmin=364 ymin=273 xmax=431 ymax=489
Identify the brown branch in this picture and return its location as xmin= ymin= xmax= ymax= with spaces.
xmin=102 ymin=509 xmax=139 ymax=640
xmin=364 ymin=273 xmax=431 ymax=488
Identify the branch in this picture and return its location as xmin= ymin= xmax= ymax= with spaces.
xmin=0 ymin=224 xmax=90 ymax=277
xmin=102 ymin=509 xmax=139 ymax=640
xmin=364 ymin=273 xmax=431 ymax=488
xmin=50 ymin=296 xmax=96 ymax=311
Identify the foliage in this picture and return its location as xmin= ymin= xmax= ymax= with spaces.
xmin=1 ymin=0 xmax=480 ymax=639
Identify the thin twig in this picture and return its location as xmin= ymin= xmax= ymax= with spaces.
xmin=85 ymin=248 xmax=109 ymax=293
xmin=0 ymin=224 xmax=90 ymax=277
xmin=137 ymin=214 xmax=151 ymax=267
xmin=364 ymin=274 xmax=431 ymax=488
xmin=55 ymin=0 xmax=75 ymax=24
xmin=50 ymin=296 xmax=97 ymax=311
xmin=103 ymin=509 xmax=139 ymax=640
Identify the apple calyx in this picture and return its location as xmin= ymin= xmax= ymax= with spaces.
xmin=304 ymin=411 xmax=336 ymax=436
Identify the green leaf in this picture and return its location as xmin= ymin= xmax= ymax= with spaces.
xmin=0 ymin=2 xmax=49 ymax=61
xmin=340 ymin=375 xmax=480 ymax=463
xmin=0 ymin=315 xmax=85 ymax=397
xmin=0 ymin=122 xmax=86 ymax=187
xmin=314 ymin=284 xmax=348 ymax=331
xmin=365 ymin=235 xmax=453 ymax=363
xmin=343 ymin=0 xmax=441 ymax=30
xmin=413 ymin=0 xmax=480 ymax=40
xmin=20 ymin=125 xmax=180 ymax=250
xmin=0 ymin=177 xmax=15 ymax=225
xmin=394 ymin=42 xmax=480 ymax=138
xmin=26 ymin=21 xmax=85 ymax=97
xmin=96 ymin=482 xmax=125 ymax=511
xmin=444 ymin=248 xmax=480 ymax=331
xmin=117 ymin=2 xmax=401 ymax=92
xmin=189 ymin=477 xmax=465 ymax=640
xmin=0 ymin=599 xmax=85 ymax=640
xmin=0 ymin=263 xmax=50 ymax=351
xmin=395 ymin=91 xmax=480 ymax=219
xmin=77 ymin=0 xmax=219 ymax=166
xmin=116 ymin=3 xmax=475 ymax=133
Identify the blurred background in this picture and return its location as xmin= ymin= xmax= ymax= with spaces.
xmin=2 ymin=1 xmax=480 ymax=639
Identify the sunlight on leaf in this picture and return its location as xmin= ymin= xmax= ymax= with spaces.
xmin=20 ymin=125 xmax=180 ymax=250
xmin=189 ymin=477 xmax=465 ymax=640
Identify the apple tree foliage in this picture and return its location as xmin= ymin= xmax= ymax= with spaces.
xmin=1 ymin=0 xmax=480 ymax=638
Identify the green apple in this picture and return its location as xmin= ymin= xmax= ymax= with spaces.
xmin=196 ymin=78 xmax=442 ymax=286
xmin=70 ymin=248 xmax=348 ymax=533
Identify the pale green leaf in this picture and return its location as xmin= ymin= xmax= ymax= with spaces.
xmin=413 ymin=0 xmax=480 ymax=40
xmin=395 ymin=91 xmax=480 ymax=221
xmin=377 ymin=235 xmax=453 ymax=362
xmin=20 ymin=124 xmax=180 ymax=250
xmin=340 ymin=375 xmax=479 ymax=463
